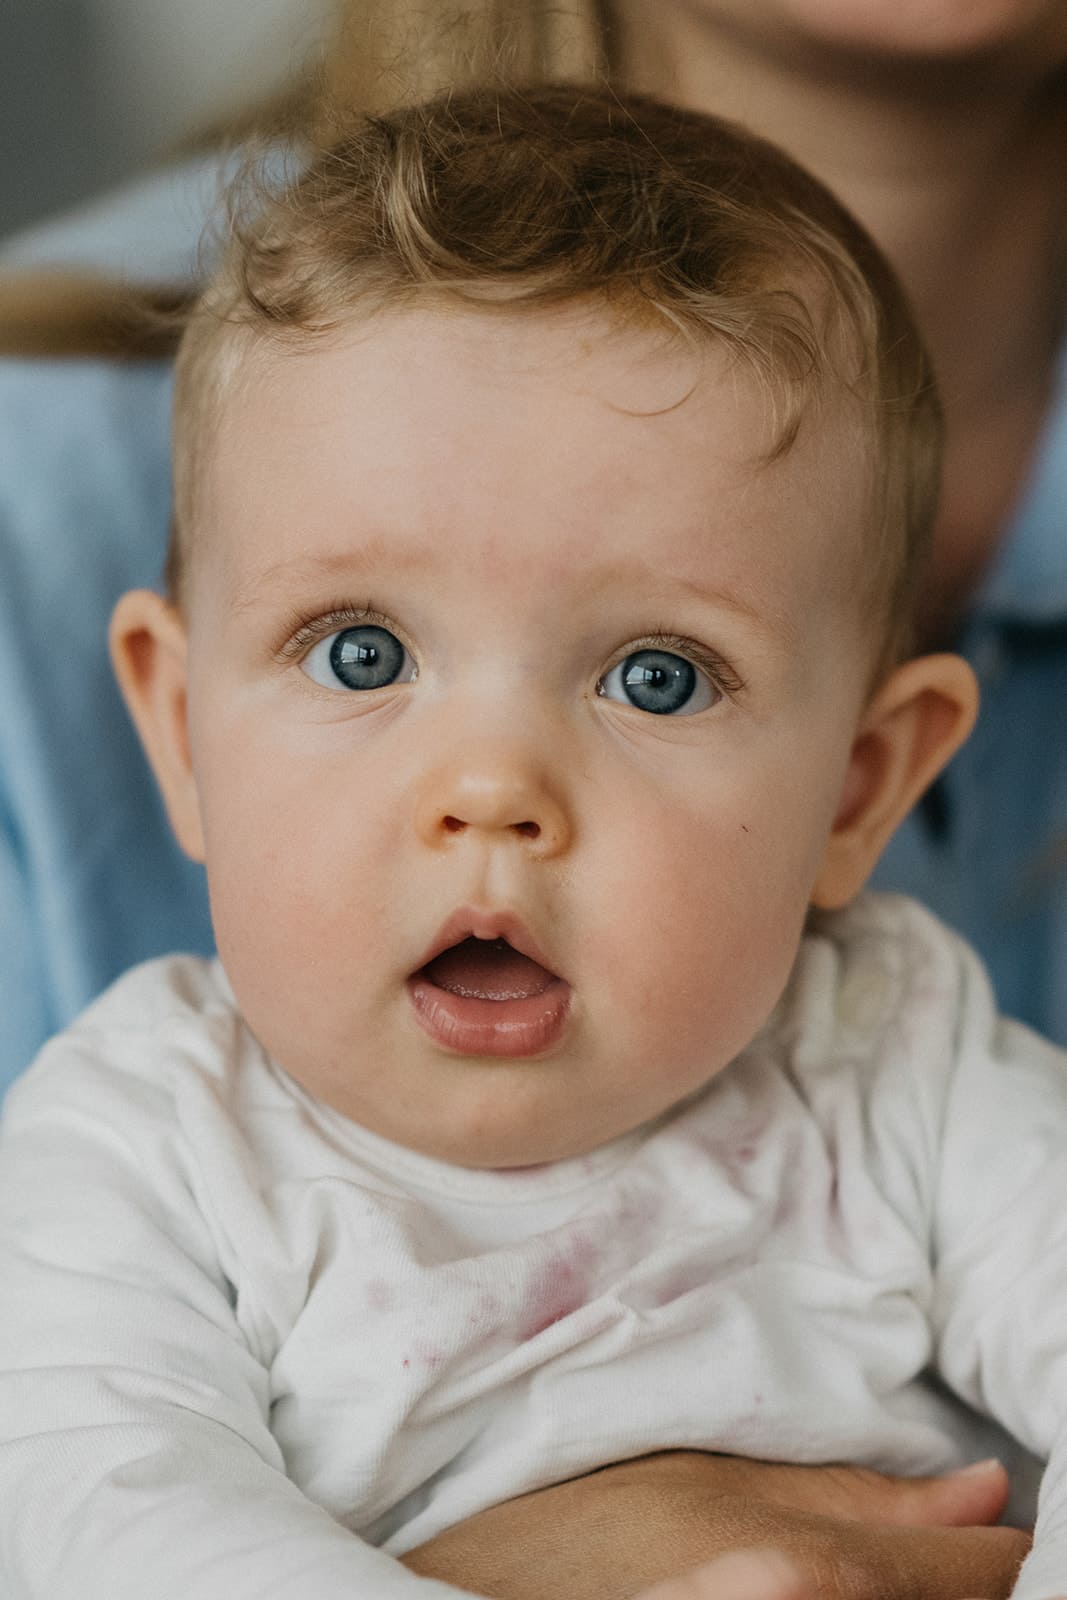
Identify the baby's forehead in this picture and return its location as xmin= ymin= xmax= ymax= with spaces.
xmin=183 ymin=300 xmax=878 ymax=653
xmin=238 ymin=299 xmax=722 ymax=407
xmin=205 ymin=302 xmax=862 ymax=510
xmin=208 ymin=294 xmax=866 ymax=475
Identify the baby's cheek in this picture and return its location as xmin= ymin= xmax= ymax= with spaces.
xmin=580 ymin=825 xmax=709 ymax=1020
xmin=597 ymin=814 xmax=804 ymax=1060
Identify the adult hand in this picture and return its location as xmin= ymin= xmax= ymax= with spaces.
xmin=401 ymin=1451 xmax=1030 ymax=1599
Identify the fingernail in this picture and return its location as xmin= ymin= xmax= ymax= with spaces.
xmin=953 ymin=1458 xmax=1002 ymax=1476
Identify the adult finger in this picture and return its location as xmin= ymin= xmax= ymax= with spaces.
xmin=792 ymin=1514 xmax=1029 ymax=1600
xmin=678 ymin=1455 xmax=1012 ymax=1530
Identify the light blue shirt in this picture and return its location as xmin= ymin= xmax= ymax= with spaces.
xmin=874 ymin=335 xmax=1067 ymax=1045
xmin=0 ymin=356 xmax=213 ymax=1084
xmin=0 ymin=162 xmax=221 ymax=1089
xmin=1 ymin=169 xmax=1066 ymax=1090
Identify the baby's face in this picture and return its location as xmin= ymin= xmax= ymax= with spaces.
xmin=179 ymin=303 xmax=879 ymax=1167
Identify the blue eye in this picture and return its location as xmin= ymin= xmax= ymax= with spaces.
xmin=301 ymin=625 xmax=416 ymax=691
xmin=598 ymin=648 xmax=717 ymax=716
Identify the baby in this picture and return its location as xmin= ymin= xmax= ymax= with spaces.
xmin=0 ymin=85 xmax=1063 ymax=1600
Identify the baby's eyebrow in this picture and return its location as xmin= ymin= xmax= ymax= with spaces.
xmin=613 ymin=564 xmax=798 ymax=650
xmin=229 ymin=543 xmax=796 ymax=654
xmin=667 ymin=573 xmax=774 ymax=631
xmin=229 ymin=541 xmax=422 ymax=613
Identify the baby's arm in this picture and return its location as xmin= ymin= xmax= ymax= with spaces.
xmin=929 ymin=941 xmax=1067 ymax=1599
xmin=0 ymin=1039 xmax=469 ymax=1600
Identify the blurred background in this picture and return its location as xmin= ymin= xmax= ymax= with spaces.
xmin=0 ymin=0 xmax=333 ymax=241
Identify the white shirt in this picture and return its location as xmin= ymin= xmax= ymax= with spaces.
xmin=1 ymin=892 xmax=1065 ymax=1599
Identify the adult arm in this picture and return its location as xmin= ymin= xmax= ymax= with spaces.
xmin=404 ymin=1452 xmax=1027 ymax=1600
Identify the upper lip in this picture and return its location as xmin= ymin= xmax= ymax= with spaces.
xmin=412 ymin=907 xmax=564 ymax=981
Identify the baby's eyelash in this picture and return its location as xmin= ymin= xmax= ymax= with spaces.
xmin=627 ymin=631 xmax=746 ymax=697
xmin=274 ymin=613 xmax=744 ymax=700
xmin=275 ymin=603 xmax=396 ymax=663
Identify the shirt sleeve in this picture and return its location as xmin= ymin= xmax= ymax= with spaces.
xmin=0 ymin=1036 xmax=473 ymax=1600
xmin=929 ymin=934 xmax=1067 ymax=1598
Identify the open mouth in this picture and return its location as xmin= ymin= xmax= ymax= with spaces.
xmin=423 ymin=936 xmax=558 ymax=1002
xmin=408 ymin=931 xmax=571 ymax=1057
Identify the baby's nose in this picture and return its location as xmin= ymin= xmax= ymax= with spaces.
xmin=414 ymin=754 xmax=572 ymax=857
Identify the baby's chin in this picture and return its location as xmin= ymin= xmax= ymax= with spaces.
xmin=372 ymin=1079 xmax=717 ymax=1171
xmin=325 ymin=1086 xmax=662 ymax=1172
xmin=377 ymin=1112 xmax=639 ymax=1172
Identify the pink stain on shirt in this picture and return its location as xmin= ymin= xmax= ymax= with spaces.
xmin=519 ymin=1232 xmax=600 ymax=1341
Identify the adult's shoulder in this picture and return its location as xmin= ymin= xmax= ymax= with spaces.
xmin=0 ymin=355 xmax=212 ymax=1089
xmin=0 ymin=356 xmax=174 ymax=599
xmin=0 ymin=162 xmax=226 ymax=1086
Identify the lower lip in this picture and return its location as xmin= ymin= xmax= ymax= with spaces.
xmin=407 ymin=978 xmax=571 ymax=1058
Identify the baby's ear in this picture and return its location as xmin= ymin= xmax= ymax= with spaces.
xmin=811 ymin=653 xmax=978 ymax=910
xmin=109 ymin=590 xmax=205 ymax=863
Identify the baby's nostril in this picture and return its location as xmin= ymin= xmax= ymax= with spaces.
xmin=439 ymin=815 xmax=540 ymax=837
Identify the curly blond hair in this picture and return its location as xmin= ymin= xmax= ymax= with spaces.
xmin=171 ymin=84 xmax=939 ymax=668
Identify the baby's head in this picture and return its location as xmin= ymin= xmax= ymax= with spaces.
xmin=113 ymin=87 xmax=977 ymax=1167
xmin=169 ymin=86 xmax=939 ymax=658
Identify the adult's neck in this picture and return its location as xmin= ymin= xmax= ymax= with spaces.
xmin=613 ymin=4 xmax=1067 ymax=639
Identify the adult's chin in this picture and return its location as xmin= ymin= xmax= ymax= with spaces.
xmin=770 ymin=0 xmax=1064 ymax=62
xmin=691 ymin=0 xmax=1066 ymax=67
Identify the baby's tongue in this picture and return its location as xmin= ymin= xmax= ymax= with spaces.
xmin=422 ymin=937 xmax=555 ymax=1001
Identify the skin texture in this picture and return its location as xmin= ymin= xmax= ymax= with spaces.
xmin=402 ymin=1453 xmax=1030 ymax=1599
xmin=112 ymin=302 xmax=974 ymax=1170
